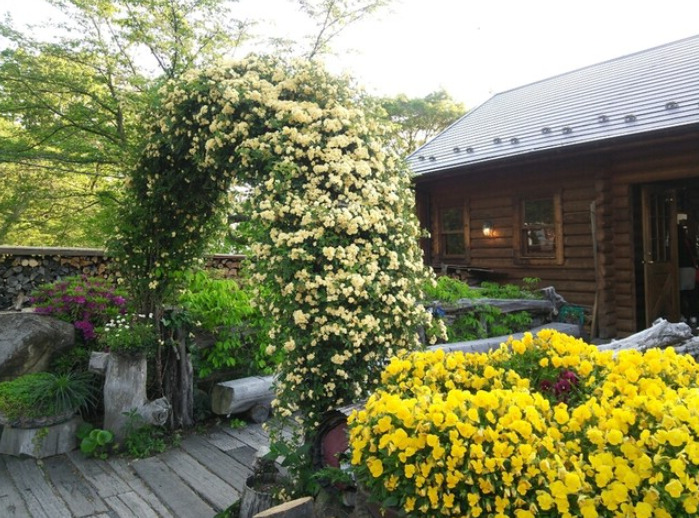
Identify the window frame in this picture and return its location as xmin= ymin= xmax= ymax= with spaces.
xmin=513 ymin=192 xmax=564 ymax=265
xmin=435 ymin=201 xmax=470 ymax=261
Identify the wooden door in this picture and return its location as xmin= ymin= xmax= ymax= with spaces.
xmin=641 ymin=185 xmax=679 ymax=326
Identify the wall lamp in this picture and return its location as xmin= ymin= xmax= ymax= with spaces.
xmin=482 ymin=220 xmax=494 ymax=237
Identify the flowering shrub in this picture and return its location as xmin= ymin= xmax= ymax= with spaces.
xmin=349 ymin=329 xmax=699 ymax=518
xmin=31 ymin=275 xmax=129 ymax=343
xmin=109 ymin=55 xmax=445 ymax=486
xmin=99 ymin=314 xmax=158 ymax=357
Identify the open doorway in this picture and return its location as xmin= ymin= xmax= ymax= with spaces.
xmin=636 ymin=181 xmax=699 ymax=328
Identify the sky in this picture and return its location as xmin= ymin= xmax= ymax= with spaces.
xmin=3 ymin=0 xmax=699 ymax=108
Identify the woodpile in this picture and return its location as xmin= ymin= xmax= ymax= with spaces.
xmin=0 ymin=247 xmax=244 ymax=311
xmin=0 ymin=251 xmax=109 ymax=310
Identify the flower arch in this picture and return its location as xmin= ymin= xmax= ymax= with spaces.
xmin=111 ymin=55 xmax=441 ymax=432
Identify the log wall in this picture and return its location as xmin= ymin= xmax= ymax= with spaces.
xmin=0 ymin=246 xmax=243 ymax=311
xmin=419 ymin=162 xmax=599 ymax=311
xmin=416 ymin=129 xmax=699 ymax=339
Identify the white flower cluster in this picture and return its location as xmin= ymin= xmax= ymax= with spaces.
xmin=125 ymin=55 xmax=445 ymax=432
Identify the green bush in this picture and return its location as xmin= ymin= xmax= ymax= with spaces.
xmin=99 ymin=313 xmax=158 ymax=358
xmin=422 ymin=276 xmax=477 ymax=303
xmin=426 ymin=277 xmax=541 ymax=341
xmin=448 ymin=305 xmax=533 ymax=341
xmin=423 ymin=276 xmax=541 ymax=303
xmin=0 ymin=372 xmax=98 ymax=420
xmin=178 ymin=270 xmax=274 ymax=379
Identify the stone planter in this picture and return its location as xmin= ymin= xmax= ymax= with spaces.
xmin=0 ymin=414 xmax=82 ymax=458
xmin=0 ymin=409 xmax=75 ymax=429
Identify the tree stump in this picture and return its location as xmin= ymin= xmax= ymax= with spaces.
xmin=239 ymin=473 xmax=278 ymax=518
xmin=93 ymin=352 xmax=171 ymax=439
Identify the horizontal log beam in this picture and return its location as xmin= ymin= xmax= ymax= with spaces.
xmin=432 ymin=322 xmax=582 ymax=355
xmin=211 ymin=375 xmax=275 ymax=416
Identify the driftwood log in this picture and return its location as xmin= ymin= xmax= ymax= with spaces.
xmin=597 ymin=318 xmax=699 ymax=358
xmin=211 ymin=375 xmax=275 ymax=422
xmin=432 ymin=322 xmax=581 ymax=355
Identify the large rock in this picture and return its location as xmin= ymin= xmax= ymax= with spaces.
xmin=0 ymin=312 xmax=75 ymax=381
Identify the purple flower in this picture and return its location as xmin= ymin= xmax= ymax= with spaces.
xmin=539 ymin=380 xmax=554 ymax=393
xmin=74 ymin=320 xmax=96 ymax=341
xmin=559 ymin=370 xmax=579 ymax=385
xmin=554 ymin=379 xmax=573 ymax=399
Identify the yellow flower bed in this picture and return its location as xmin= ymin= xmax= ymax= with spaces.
xmin=349 ymin=329 xmax=699 ymax=517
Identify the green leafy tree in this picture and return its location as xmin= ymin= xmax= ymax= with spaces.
xmin=0 ymin=0 xmax=250 ymax=245
xmin=297 ymin=0 xmax=391 ymax=59
xmin=378 ymin=89 xmax=466 ymax=156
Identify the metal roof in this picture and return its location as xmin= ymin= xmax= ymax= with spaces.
xmin=408 ymin=35 xmax=699 ymax=176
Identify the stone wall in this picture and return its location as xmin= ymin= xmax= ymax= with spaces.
xmin=0 ymin=246 xmax=244 ymax=311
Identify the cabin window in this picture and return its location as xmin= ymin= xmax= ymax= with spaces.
xmin=440 ymin=206 xmax=466 ymax=257
xmin=514 ymin=193 xmax=563 ymax=265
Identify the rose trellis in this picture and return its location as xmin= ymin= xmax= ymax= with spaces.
xmin=111 ymin=56 xmax=443 ymax=461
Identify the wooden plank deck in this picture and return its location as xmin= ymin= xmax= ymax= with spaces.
xmin=0 ymin=423 xmax=270 ymax=518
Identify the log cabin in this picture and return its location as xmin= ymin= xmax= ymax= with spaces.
xmin=408 ymin=35 xmax=699 ymax=339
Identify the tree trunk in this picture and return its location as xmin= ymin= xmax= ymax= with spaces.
xmin=163 ymin=328 xmax=194 ymax=429
xmin=240 ymin=474 xmax=277 ymax=518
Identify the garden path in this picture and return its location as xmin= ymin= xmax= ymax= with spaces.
xmin=0 ymin=422 xmax=270 ymax=518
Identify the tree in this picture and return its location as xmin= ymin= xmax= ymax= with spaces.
xmin=297 ymin=0 xmax=391 ymax=59
xmin=378 ymin=89 xmax=466 ymax=156
xmin=0 ymin=0 xmax=250 ymax=245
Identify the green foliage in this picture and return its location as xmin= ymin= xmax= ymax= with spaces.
xmin=266 ymin=440 xmax=318 ymax=497
xmin=178 ymin=270 xmax=274 ymax=378
xmin=50 ymin=345 xmax=92 ymax=375
xmin=0 ymin=372 xmax=98 ymax=421
xmin=479 ymin=279 xmax=542 ymax=299
xmin=378 ymin=89 xmax=466 ymax=156
xmin=99 ymin=314 xmax=158 ymax=358
xmin=229 ymin=418 xmax=247 ymax=430
xmin=0 ymin=0 xmax=250 ymax=246
xmin=78 ymin=424 xmax=115 ymax=460
xmin=121 ymin=411 xmax=178 ymax=458
xmin=123 ymin=425 xmax=168 ymax=458
xmin=423 ymin=276 xmax=477 ymax=303
xmin=425 ymin=277 xmax=541 ymax=341
xmin=423 ymin=277 xmax=542 ymax=304
xmin=448 ymin=306 xmax=533 ymax=341
xmin=30 ymin=275 xmax=129 ymax=345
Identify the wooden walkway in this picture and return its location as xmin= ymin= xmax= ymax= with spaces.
xmin=0 ymin=423 xmax=271 ymax=518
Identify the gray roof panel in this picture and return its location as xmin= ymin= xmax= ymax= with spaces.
xmin=408 ymin=35 xmax=699 ymax=176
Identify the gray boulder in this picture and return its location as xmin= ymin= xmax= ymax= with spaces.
xmin=0 ymin=312 xmax=75 ymax=380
